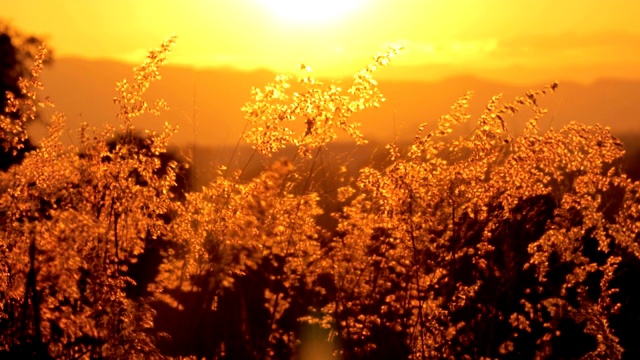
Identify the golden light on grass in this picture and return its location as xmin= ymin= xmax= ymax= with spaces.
xmin=256 ymin=0 xmax=366 ymax=25
xmin=3 ymin=13 xmax=640 ymax=358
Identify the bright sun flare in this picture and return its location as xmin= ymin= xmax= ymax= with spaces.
xmin=257 ymin=0 xmax=365 ymax=24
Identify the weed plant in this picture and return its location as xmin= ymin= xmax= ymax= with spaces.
xmin=1 ymin=36 xmax=639 ymax=359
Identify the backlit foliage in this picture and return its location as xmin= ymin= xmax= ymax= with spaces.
xmin=1 ymin=38 xmax=178 ymax=358
xmin=242 ymin=45 xmax=402 ymax=157
xmin=322 ymin=85 xmax=637 ymax=359
xmin=1 ymin=34 xmax=640 ymax=359
xmin=0 ymin=43 xmax=49 ymax=154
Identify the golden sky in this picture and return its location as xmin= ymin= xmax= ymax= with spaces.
xmin=4 ymin=0 xmax=640 ymax=83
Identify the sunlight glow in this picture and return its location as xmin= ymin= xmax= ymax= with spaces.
xmin=257 ymin=0 xmax=366 ymax=25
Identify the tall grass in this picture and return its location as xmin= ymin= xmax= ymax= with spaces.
xmin=1 ymin=36 xmax=639 ymax=359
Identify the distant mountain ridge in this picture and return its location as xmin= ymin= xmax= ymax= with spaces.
xmin=37 ymin=57 xmax=640 ymax=149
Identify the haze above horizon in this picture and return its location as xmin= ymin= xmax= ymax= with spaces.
xmin=3 ymin=0 xmax=640 ymax=84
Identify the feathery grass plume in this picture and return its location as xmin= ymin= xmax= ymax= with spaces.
xmin=3 ymin=32 xmax=640 ymax=359
xmin=0 ymin=44 xmax=50 ymax=154
xmin=0 ymin=38 xmax=179 ymax=359
xmin=114 ymin=35 xmax=175 ymax=126
xmin=318 ymin=82 xmax=640 ymax=359
xmin=242 ymin=44 xmax=403 ymax=157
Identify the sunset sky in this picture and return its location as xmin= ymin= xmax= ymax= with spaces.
xmin=4 ymin=0 xmax=640 ymax=84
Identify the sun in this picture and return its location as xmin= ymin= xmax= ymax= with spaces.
xmin=257 ymin=0 xmax=366 ymax=25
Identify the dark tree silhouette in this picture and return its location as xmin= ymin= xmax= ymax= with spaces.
xmin=0 ymin=23 xmax=49 ymax=171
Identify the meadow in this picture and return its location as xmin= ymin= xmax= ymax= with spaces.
xmin=2 ymin=33 xmax=640 ymax=360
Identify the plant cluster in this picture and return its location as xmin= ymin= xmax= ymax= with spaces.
xmin=1 ymin=34 xmax=639 ymax=360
